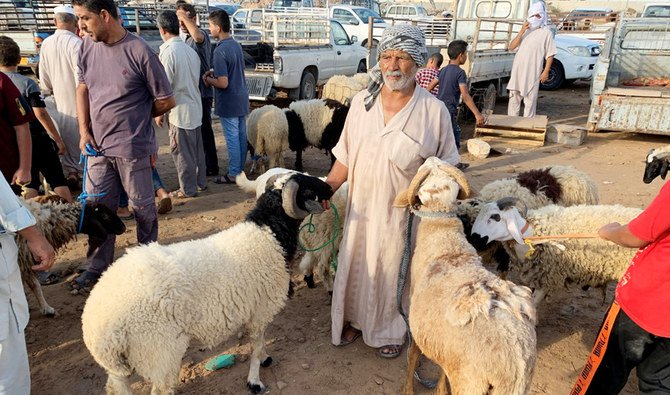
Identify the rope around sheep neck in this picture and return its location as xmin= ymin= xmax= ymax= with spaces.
xmin=522 ymin=233 xmax=599 ymax=258
xmin=77 ymin=144 xmax=106 ymax=233
xmin=298 ymin=203 xmax=341 ymax=272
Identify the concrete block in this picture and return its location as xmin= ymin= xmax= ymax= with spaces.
xmin=467 ymin=138 xmax=491 ymax=159
xmin=546 ymin=124 xmax=588 ymax=146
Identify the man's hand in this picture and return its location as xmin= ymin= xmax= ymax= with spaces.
xmin=521 ymin=21 xmax=529 ymax=32
xmin=475 ymin=113 xmax=486 ymax=126
xmin=176 ymin=8 xmax=190 ymax=21
xmin=56 ymin=139 xmax=67 ymax=155
xmin=19 ymin=226 xmax=56 ymax=271
xmin=12 ymin=167 xmax=31 ymax=186
xmin=79 ymin=132 xmax=98 ymax=155
xmin=540 ymin=69 xmax=551 ymax=83
xmin=598 ymin=222 xmax=622 ymax=242
xmin=203 ymin=70 xmax=214 ymax=87
xmin=154 ymin=115 xmax=165 ymax=128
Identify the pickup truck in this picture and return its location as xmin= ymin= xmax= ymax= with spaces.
xmin=587 ymin=18 xmax=670 ymax=135
xmin=540 ymin=35 xmax=601 ymax=90
xmin=0 ymin=1 xmax=54 ymax=73
xmin=232 ymin=9 xmax=368 ymax=101
xmin=330 ymin=4 xmax=387 ymax=48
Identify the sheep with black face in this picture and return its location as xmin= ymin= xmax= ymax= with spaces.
xmin=81 ymin=174 xmax=333 ymax=395
xmin=643 ymin=145 xmax=670 ymax=184
xmin=18 ymin=197 xmax=125 ymax=316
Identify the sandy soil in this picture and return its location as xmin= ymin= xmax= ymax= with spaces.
xmin=26 ymin=81 xmax=667 ymax=394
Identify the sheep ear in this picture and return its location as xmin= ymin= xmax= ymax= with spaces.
xmin=501 ymin=208 xmax=525 ymax=245
xmin=281 ymin=178 xmax=309 ymax=219
xmin=393 ymin=189 xmax=410 ymax=208
xmin=265 ymin=174 xmax=282 ymax=192
xmin=662 ymin=160 xmax=669 ymax=180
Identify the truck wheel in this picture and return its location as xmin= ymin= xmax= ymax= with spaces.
xmin=299 ymin=70 xmax=317 ymax=100
xmin=540 ymin=61 xmax=565 ymax=91
xmin=357 ymin=60 xmax=367 ymax=73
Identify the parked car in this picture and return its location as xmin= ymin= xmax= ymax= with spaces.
xmin=330 ymin=5 xmax=387 ymax=47
xmin=384 ymin=3 xmax=431 ymax=19
xmin=540 ymin=35 xmax=601 ymax=90
xmin=642 ymin=3 xmax=670 ymax=18
xmin=208 ymin=2 xmax=240 ymax=16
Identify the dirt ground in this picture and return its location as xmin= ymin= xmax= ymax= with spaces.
xmin=26 ymin=81 xmax=667 ymax=394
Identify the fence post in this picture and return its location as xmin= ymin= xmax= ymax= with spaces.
xmin=135 ymin=8 xmax=140 ymax=35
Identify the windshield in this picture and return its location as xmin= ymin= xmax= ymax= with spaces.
xmin=353 ymin=8 xmax=383 ymax=23
xmin=417 ymin=6 xmax=428 ymax=17
xmin=643 ymin=6 xmax=670 ymax=18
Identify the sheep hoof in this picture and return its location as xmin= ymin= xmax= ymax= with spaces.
xmin=42 ymin=307 xmax=57 ymax=317
xmin=304 ymin=274 xmax=316 ymax=289
xmin=260 ymin=357 xmax=273 ymax=368
xmin=247 ymin=382 xmax=266 ymax=394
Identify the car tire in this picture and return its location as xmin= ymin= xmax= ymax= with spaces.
xmin=299 ymin=70 xmax=317 ymax=100
xmin=540 ymin=61 xmax=565 ymax=91
xmin=357 ymin=60 xmax=367 ymax=73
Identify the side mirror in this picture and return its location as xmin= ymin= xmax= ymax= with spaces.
xmin=349 ymin=18 xmax=359 ymax=25
xmin=351 ymin=35 xmax=358 ymax=43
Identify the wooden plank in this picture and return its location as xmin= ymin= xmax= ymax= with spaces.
xmin=475 ymin=127 xmax=546 ymax=141
xmin=477 ymin=136 xmax=545 ymax=147
xmin=607 ymin=87 xmax=664 ymax=98
xmin=484 ymin=114 xmax=548 ymax=130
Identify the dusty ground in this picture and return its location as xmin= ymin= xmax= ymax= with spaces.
xmin=26 ymin=81 xmax=667 ymax=394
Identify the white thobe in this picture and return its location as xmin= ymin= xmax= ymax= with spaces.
xmin=39 ymin=29 xmax=83 ymax=173
xmin=330 ymin=86 xmax=460 ymax=348
xmin=507 ymin=26 xmax=557 ymax=117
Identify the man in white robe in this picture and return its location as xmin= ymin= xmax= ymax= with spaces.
xmin=39 ymin=5 xmax=83 ymax=181
xmin=324 ymin=25 xmax=460 ymax=358
xmin=507 ymin=1 xmax=557 ymax=118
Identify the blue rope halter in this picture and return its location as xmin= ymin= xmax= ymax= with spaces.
xmin=77 ymin=144 xmax=106 ymax=233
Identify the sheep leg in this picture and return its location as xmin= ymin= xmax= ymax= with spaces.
xmin=402 ymin=340 xmax=421 ymax=395
xmin=295 ymin=150 xmax=303 ymax=172
xmin=105 ymin=374 xmax=133 ymax=395
xmin=247 ymin=326 xmax=270 ymax=394
xmin=532 ymin=288 xmax=548 ymax=306
xmin=150 ymin=385 xmax=174 ymax=395
xmin=299 ymin=253 xmax=317 ymax=288
xmin=28 ymin=276 xmax=56 ymax=317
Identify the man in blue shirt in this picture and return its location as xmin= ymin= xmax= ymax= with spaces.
xmin=204 ymin=9 xmax=249 ymax=184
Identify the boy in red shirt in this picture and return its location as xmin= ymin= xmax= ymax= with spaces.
xmin=415 ymin=52 xmax=443 ymax=96
xmin=572 ymin=180 xmax=670 ymax=394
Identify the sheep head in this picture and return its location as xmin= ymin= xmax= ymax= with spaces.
xmin=643 ymin=149 xmax=669 ymax=184
xmin=470 ymin=199 xmax=528 ymax=249
xmin=280 ymin=174 xmax=334 ymax=220
xmin=80 ymin=203 xmax=126 ymax=238
xmin=393 ymin=157 xmax=470 ymax=211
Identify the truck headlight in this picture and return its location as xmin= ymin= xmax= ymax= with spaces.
xmin=567 ymin=46 xmax=592 ymax=57
xmin=274 ymin=56 xmax=283 ymax=74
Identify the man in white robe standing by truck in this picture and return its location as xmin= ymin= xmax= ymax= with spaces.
xmin=507 ymin=1 xmax=557 ymax=118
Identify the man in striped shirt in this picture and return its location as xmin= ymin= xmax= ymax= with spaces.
xmin=414 ymin=52 xmax=443 ymax=96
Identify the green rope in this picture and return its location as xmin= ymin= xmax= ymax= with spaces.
xmin=298 ymin=204 xmax=341 ymax=272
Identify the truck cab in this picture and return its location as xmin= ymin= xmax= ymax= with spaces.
xmin=330 ymin=5 xmax=387 ymax=47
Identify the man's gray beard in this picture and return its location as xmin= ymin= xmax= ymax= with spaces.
xmin=383 ymin=71 xmax=416 ymax=91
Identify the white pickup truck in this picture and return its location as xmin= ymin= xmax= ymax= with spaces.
xmin=232 ymin=8 xmax=368 ymax=100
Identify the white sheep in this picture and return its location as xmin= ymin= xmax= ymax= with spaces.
xmin=471 ymin=200 xmax=641 ymax=305
xmin=246 ymin=104 xmax=289 ymax=174
xmin=17 ymin=196 xmax=125 ymax=316
xmin=478 ymin=165 xmax=599 ymax=209
xmin=235 ymin=168 xmax=303 ymax=199
xmin=394 ymin=160 xmax=536 ymax=395
xmin=644 ymin=144 xmax=670 ymax=184
xmin=81 ymin=173 xmax=334 ymax=395
xmin=321 ymin=73 xmax=368 ymax=105
xmin=298 ymin=182 xmax=348 ymax=293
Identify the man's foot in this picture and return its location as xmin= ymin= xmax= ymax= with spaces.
xmin=157 ymin=196 xmax=172 ymax=214
xmin=68 ymin=270 xmax=100 ymax=295
xmin=212 ymin=175 xmax=235 ymax=184
xmin=339 ymin=323 xmax=362 ymax=346
xmin=117 ymin=207 xmax=134 ymax=221
xmin=378 ymin=344 xmax=403 ymax=358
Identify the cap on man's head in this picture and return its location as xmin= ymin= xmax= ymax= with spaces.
xmin=54 ymin=5 xmax=76 ymax=15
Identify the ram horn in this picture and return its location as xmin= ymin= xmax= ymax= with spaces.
xmin=495 ymin=197 xmax=528 ymax=217
xmin=393 ymin=166 xmax=433 ymax=208
xmin=437 ymin=164 xmax=471 ymax=199
xmin=282 ymin=179 xmax=310 ymax=219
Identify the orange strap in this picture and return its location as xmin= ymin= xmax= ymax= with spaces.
xmin=570 ymin=302 xmax=621 ymax=395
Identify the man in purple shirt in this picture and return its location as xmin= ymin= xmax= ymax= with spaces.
xmin=72 ymin=0 xmax=175 ymax=290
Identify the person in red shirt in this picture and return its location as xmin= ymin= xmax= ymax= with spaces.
xmin=414 ymin=52 xmax=442 ymax=96
xmin=571 ymin=180 xmax=670 ymax=394
xmin=0 ymin=71 xmax=33 ymax=190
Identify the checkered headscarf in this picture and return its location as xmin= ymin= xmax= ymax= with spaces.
xmin=364 ymin=25 xmax=427 ymax=111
